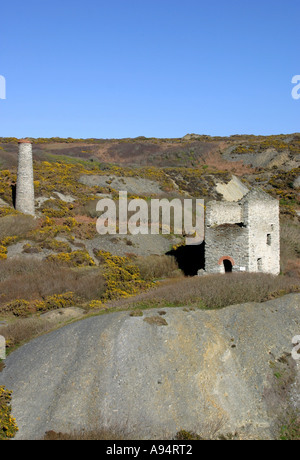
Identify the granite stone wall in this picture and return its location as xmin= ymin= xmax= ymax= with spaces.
xmin=205 ymin=222 xmax=249 ymax=273
xmin=204 ymin=190 xmax=280 ymax=275
xmin=15 ymin=141 xmax=35 ymax=216
xmin=242 ymin=191 xmax=280 ymax=275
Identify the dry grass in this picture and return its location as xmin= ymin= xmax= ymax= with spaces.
xmin=133 ymin=254 xmax=181 ymax=281
xmin=1 ymin=270 xmax=298 ymax=359
xmin=129 ymin=309 xmax=143 ymax=317
xmin=280 ymin=220 xmax=300 ymax=276
xmin=0 ymin=214 xmax=37 ymax=239
xmin=109 ymin=272 xmax=300 ymax=311
xmin=201 ymin=151 xmax=256 ymax=176
xmin=0 ymin=317 xmax=58 ymax=349
xmin=143 ymin=315 xmax=168 ymax=326
xmin=43 ymin=424 xmax=130 ymax=440
xmin=0 ymin=258 xmax=106 ymax=305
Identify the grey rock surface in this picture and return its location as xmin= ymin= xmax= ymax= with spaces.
xmin=1 ymin=294 xmax=299 ymax=440
xmin=224 ymin=148 xmax=300 ymax=171
xmin=215 ymin=175 xmax=249 ymax=202
xmin=84 ymin=233 xmax=181 ymax=258
xmin=79 ymin=174 xmax=163 ymax=195
xmin=294 ymin=175 xmax=300 ymax=189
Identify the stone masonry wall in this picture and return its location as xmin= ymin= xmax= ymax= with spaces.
xmin=204 ymin=190 xmax=280 ymax=275
xmin=15 ymin=142 xmax=35 ymax=216
xmin=206 ymin=201 xmax=243 ymax=227
xmin=243 ymin=195 xmax=280 ymax=275
xmin=205 ymin=224 xmax=249 ymax=273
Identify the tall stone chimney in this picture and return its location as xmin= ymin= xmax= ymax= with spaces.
xmin=15 ymin=139 xmax=35 ymax=216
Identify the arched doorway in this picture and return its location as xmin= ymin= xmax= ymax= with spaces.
xmin=218 ymin=256 xmax=235 ymax=274
xmin=223 ymin=259 xmax=233 ymax=273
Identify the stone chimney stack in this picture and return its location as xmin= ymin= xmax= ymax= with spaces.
xmin=15 ymin=139 xmax=35 ymax=216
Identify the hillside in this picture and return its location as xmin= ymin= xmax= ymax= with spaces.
xmin=0 ymin=133 xmax=299 ymax=268
xmin=0 ymin=133 xmax=299 ymax=319
xmin=0 ymin=134 xmax=299 ymax=440
xmin=1 ymin=133 xmax=299 ymax=208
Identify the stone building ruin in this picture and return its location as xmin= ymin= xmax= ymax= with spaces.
xmin=204 ymin=187 xmax=280 ymax=275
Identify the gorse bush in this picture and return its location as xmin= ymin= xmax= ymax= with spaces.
xmin=0 ymin=245 xmax=7 ymax=259
xmin=96 ymin=250 xmax=154 ymax=300
xmin=1 ymin=292 xmax=78 ymax=317
xmin=0 ymin=386 xmax=18 ymax=440
xmin=40 ymin=239 xmax=72 ymax=253
xmin=28 ymin=217 xmax=74 ymax=242
xmin=46 ymin=250 xmax=96 ymax=267
xmin=0 ymin=170 xmax=16 ymax=205
xmin=1 ymin=299 xmax=32 ymax=317
xmin=35 ymin=292 xmax=78 ymax=313
xmin=40 ymin=198 xmax=74 ymax=219
xmin=27 ymin=216 xmax=97 ymax=247
xmin=0 ymin=236 xmax=19 ymax=260
xmin=0 ymin=207 xmax=19 ymax=218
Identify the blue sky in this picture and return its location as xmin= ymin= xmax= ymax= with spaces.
xmin=0 ymin=0 xmax=299 ymax=138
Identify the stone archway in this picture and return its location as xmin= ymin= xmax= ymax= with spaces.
xmin=218 ymin=256 xmax=235 ymax=273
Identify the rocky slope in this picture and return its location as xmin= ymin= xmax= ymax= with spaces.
xmin=1 ymin=293 xmax=299 ymax=440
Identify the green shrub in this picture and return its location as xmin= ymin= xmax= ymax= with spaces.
xmin=174 ymin=430 xmax=203 ymax=440
xmin=0 ymin=386 xmax=18 ymax=439
xmin=46 ymin=250 xmax=95 ymax=267
xmin=96 ymin=250 xmax=153 ymax=301
xmin=279 ymin=412 xmax=300 ymax=440
xmin=35 ymin=292 xmax=78 ymax=313
xmin=1 ymin=299 xmax=32 ymax=317
xmin=40 ymin=239 xmax=72 ymax=253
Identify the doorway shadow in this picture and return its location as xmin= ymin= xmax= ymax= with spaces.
xmin=223 ymin=259 xmax=233 ymax=273
xmin=11 ymin=184 xmax=16 ymax=208
xmin=167 ymin=242 xmax=205 ymax=276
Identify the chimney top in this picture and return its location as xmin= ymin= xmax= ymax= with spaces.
xmin=18 ymin=139 xmax=32 ymax=144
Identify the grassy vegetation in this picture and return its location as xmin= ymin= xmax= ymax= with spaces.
xmin=263 ymin=351 xmax=300 ymax=440
xmin=280 ymin=220 xmax=300 ymax=277
xmin=109 ymin=271 xmax=300 ymax=312
xmin=0 ymin=317 xmax=60 ymax=351
xmin=279 ymin=412 xmax=300 ymax=440
xmin=42 ymin=427 xmax=129 ymax=440
xmin=231 ymin=134 xmax=300 ymax=154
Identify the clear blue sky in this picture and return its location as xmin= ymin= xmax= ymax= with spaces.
xmin=0 ymin=0 xmax=299 ymax=138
